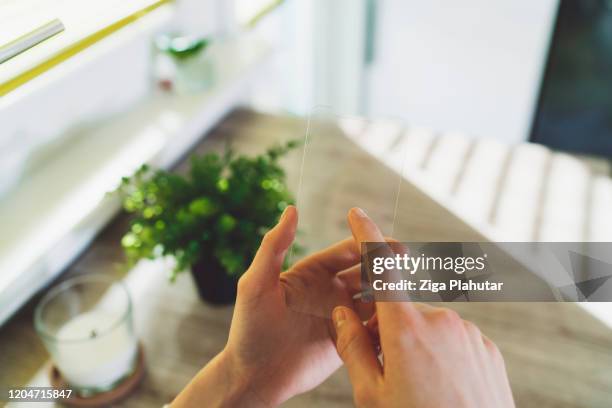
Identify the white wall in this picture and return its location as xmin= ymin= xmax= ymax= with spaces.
xmin=366 ymin=0 xmax=559 ymax=143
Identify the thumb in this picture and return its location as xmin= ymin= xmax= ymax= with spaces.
xmin=333 ymin=306 xmax=382 ymax=384
xmin=246 ymin=205 xmax=297 ymax=288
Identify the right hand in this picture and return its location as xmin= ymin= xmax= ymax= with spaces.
xmin=333 ymin=207 xmax=516 ymax=408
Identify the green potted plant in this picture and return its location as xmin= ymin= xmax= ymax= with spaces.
xmin=117 ymin=140 xmax=300 ymax=304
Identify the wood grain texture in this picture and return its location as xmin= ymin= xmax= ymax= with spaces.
xmin=1 ymin=108 xmax=612 ymax=407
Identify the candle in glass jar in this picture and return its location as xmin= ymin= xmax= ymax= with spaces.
xmin=54 ymin=310 xmax=137 ymax=389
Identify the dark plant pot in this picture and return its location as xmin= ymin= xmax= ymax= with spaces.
xmin=190 ymin=255 xmax=238 ymax=305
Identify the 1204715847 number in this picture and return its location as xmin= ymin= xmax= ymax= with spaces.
xmin=3 ymin=387 xmax=73 ymax=401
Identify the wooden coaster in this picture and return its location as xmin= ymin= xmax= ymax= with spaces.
xmin=49 ymin=344 xmax=145 ymax=407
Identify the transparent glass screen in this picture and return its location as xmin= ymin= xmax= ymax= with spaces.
xmin=291 ymin=108 xmax=407 ymax=255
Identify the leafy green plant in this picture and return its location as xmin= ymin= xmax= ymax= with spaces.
xmin=117 ymin=140 xmax=300 ymax=280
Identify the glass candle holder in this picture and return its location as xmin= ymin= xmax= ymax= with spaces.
xmin=34 ymin=275 xmax=138 ymax=396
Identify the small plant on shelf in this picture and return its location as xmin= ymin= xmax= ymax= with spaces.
xmin=116 ymin=140 xmax=300 ymax=303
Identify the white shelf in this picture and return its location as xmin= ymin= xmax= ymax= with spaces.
xmin=0 ymin=36 xmax=271 ymax=325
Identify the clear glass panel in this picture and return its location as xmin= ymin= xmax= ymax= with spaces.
xmin=291 ymin=108 xmax=406 ymax=258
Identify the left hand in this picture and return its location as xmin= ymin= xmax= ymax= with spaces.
xmin=172 ymin=205 xmax=370 ymax=407
xmin=225 ymin=204 xmax=367 ymax=405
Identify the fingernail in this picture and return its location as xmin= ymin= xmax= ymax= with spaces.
xmin=333 ymin=307 xmax=346 ymax=328
xmin=351 ymin=207 xmax=367 ymax=218
xmin=280 ymin=206 xmax=291 ymax=222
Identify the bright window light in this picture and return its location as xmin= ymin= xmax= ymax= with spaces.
xmin=234 ymin=0 xmax=282 ymax=27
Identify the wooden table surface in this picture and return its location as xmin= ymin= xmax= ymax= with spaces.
xmin=2 ymin=108 xmax=612 ymax=407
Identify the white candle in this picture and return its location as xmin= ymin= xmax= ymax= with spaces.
xmin=54 ymin=310 xmax=137 ymax=390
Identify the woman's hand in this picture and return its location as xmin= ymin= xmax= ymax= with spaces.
xmin=331 ymin=208 xmax=516 ymax=408
xmin=172 ymin=205 xmax=368 ymax=407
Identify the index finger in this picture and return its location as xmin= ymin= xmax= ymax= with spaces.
xmin=347 ymin=208 xmax=419 ymax=331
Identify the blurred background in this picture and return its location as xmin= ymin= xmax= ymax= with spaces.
xmin=2 ymin=0 xmax=612 ymax=406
